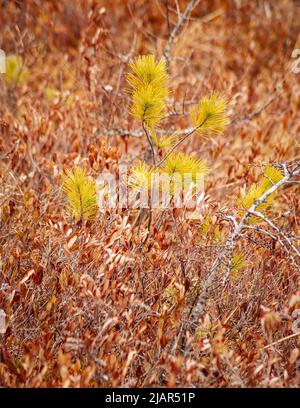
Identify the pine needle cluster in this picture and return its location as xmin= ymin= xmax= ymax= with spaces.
xmin=230 ymin=251 xmax=247 ymax=280
xmin=127 ymin=55 xmax=168 ymax=128
xmin=126 ymin=55 xmax=228 ymax=204
xmin=161 ymin=152 xmax=207 ymax=182
xmin=149 ymin=129 xmax=177 ymax=148
xmin=190 ymin=93 xmax=229 ymax=136
xmin=128 ymin=161 xmax=153 ymax=193
xmin=129 ymin=153 xmax=207 ymax=195
xmin=62 ymin=167 xmax=97 ymax=222
xmin=127 ymin=55 xmax=168 ymax=90
xmin=261 ymin=165 xmax=284 ymax=190
xmin=5 ymin=55 xmax=28 ymax=85
xmin=237 ymin=166 xmax=284 ymax=224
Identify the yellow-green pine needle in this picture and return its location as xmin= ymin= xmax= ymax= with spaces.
xmin=128 ymin=161 xmax=153 ymax=192
xmin=191 ymin=93 xmax=229 ymax=136
xmin=201 ymin=215 xmax=212 ymax=236
xmin=127 ymin=55 xmax=169 ymax=128
xmin=237 ymin=184 xmax=264 ymax=210
xmin=260 ymin=165 xmax=284 ymax=191
xmin=230 ymin=251 xmax=247 ymax=280
xmin=127 ymin=55 xmax=168 ymax=90
xmin=44 ymin=87 xmax=60 ymax=101
xmin=131 ymin=84 xmax=167 ymax=127
xmin=237 ymin=166 xmax=283 ymax=224
xmin=161 ymin=152 xmax=207 ymax=182
xmin=62 ymin=167 xmax=97 ymax=222
xmin=230 ymin=251 xmax=247 ymax=272
xmin=237 ymin=183 xmax=274 ymax=225
xmin=213 ymin=224 xmax=225 ymax=243
xmin=5 ymin=55 xmax=28 ymax=85
xmin=159 ymin=152 xmax=207 ymax=196
xmin=149 ymin=128 xmax=178 ymax=148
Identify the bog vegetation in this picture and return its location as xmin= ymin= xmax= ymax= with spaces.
xmin=1 ymin=0 xmax=300 ymax=387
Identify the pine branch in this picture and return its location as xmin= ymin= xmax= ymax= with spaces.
xmin=177 ymin=162 xmax=300 ymax=352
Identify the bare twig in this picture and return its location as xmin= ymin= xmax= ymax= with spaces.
xmin=102 ymin=126 xmax=195 ymax=138
xmin=142 ymin=121 xmax=156 ymax=165
xmin=243 ymin=224 xmax=300 ymax=272
xmin=262 ymin=331 xmax=300 ymax=350
xmin=155 ymin=125 xmax=199 ymax=168
xmin=164 ymin=0 xmax=201 ymax=66
xmin=248 ymin=210 xmax=300 ymax=259
xmin=177 ymin=162 xmax=300 ymax=351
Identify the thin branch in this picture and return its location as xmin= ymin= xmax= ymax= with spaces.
xmin=102 ymin=126 xmax=195 ymax=138
xmin=142 ymin=121 xmax=156 ymax=165
xmin=249 ymin=210 xmax=300 ymax=259
xmin=178 ymin=162 xmax=300 ymax=351
xmin=262 ymin=331 xmax=300 ymax=350
xmin=231 ymin=93 xmax=277 ymax=125
xmin=155 ymin=125 xmax=199 ymax=168
xmin=164 ymin=0 xmax=201 ymax=66
xmin=243 ymin=224 xmax=300 ymax=272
